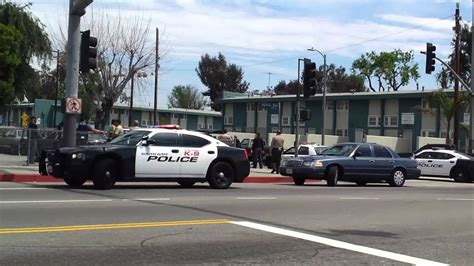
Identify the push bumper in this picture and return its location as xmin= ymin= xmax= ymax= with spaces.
xmin=39 ymin=150 xmax=89 ymax=180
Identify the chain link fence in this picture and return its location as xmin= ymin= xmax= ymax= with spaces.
xmin=0 ymin=127 xmax=108 ymax=165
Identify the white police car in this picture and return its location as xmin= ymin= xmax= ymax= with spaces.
xmin=39 ymin=126 xmax=250 ymax=189
xmin=415 ymin=148 xmax=474 ymax=182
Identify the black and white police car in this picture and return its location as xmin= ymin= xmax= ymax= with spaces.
xmin=414 ymin=148 xmax=474 ymax=182
xmin=39 ymin=125 xmax=250 ymax=189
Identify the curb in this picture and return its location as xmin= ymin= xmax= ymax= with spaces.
xmin=0 ymin=174 xmax=320 ymax=184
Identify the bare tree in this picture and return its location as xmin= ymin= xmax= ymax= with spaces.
xmin=53 ymin=9 xmax=167 ymax=129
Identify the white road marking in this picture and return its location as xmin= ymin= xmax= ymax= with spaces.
xmin=127 ymin=198 xmax=171 ymax=201
xmin=0 ymin=188 xmax=49 ymax=190
xmin=340 ymin=197 xmax=379 ymax=200
xmin=437 ymin=198 xmax=474 ymax=201
xmin=237 ymin=197 xmax=276 ymax=200
xmin=231 ymin=221 xmax=448 ymax=266
xmin=0 ymin=199 xmax=113 ymax=204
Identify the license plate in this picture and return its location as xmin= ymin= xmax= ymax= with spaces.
xmin=47 ymin=165 xmax=53 ymax=174
xmin=287 ymin=168 xmax=293 ymax=174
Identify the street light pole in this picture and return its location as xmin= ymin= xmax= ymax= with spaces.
xmin=307 ymin=48 xmax=327 ymax=145
xmin=53 ymin=50 xmax=60 ymax=127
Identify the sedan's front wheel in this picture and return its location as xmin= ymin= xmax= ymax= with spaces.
xmin=326 ymin=166 xmax=339 ymax=187
xmin=293 ymin=176 xmax=305 ymax=186
xmin=207 ymin=162 xmax=234 ymax=189
xmin=388 ymin=169 xmax=406 ymax=187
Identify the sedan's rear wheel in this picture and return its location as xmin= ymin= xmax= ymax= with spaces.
xmin=389 ymin=169 xmax=406 ymax=187
xmin=326 ymin=166 xmax=339 ymax=186
xmin=207 ymin=162 xmax=234 ymax=189
xmin=451 ymin=168 xmax=469 ymax=182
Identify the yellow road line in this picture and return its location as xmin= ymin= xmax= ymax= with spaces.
xmin=0 ymin=219 xmax=230 ymax=234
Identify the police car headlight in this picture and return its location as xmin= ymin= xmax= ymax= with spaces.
xmin=71 ymin=153 xmax=86 ymax=160
xmin=313 ymin=160 xmax=323 ymax=168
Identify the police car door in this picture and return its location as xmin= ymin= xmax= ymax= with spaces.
xmin=179 ymin=132 xmax=218 ymax=178
xmin=431 ymin=151 xmax=456 ymax=177
xmin=415 ymin=152 xmax=434 ymax=176
xmin=135 ymin=132 xmax=181 ymax=178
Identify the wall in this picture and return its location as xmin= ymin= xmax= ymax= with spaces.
xmin=366 ymin=135 xmax=411 ymax=153
xmin=417 ymin=137 xmax=445 ymax=149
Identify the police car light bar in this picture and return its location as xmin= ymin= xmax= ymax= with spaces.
xmin=154 ymin=124 xmax=181 ymax=129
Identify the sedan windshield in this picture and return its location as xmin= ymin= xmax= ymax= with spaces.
xmin=110 ymin=130 xmax=151 ymax=146
xmin=321 ymin=144 xmax=358 ymax=156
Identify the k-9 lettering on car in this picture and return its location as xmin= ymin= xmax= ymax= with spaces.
xmin=279 ymin=143 xmax=420 ymax=187
xmin=39 ymin=128 xmax=250 ymax=189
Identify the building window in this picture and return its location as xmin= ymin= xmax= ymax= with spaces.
xmin=326 ymin=101 xmax=334 ymax=110
xmin=258 ymin=104 xmax=264 ymax=111
xmin=224 ymin=116 xmax=233 ymax=125
xmin=336 ymin=129 xmax=348 ymax=137
xmin=198 ymin=123 xmax=205 ymax=129
xmin=282 ymin=116 xmax=290 ymax=126
xmin=421 ymin=130 xmax=437 ymax=138
xmin=141 ymin=120 xmax=148 ymax=126
xmin=337 ymin=101 xmax=348 ymax=110
xmin=247 ymin=103 xmax=256 ymax=111
xmin=368 ymin=116 xmax=381 ymax=127
xmin=440 ymin=131 xmax=452 ymax=139
xmin=325 ymin=129 xmax=333 ymax=135
xmin=207 ymin=124 xmax=213 ymax=129
xmin=384 ymin=115 xmax=398 ymax=127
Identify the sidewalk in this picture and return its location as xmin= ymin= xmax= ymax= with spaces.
xmin=0 ymin=154 xmax=317 ymax=183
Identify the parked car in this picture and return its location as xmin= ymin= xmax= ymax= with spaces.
xmin=240 ymin=138 xmax=272 ymax=167
xmin=0 ymin=129 xmax=26 ymax=155
xmin=281 ymin=144 xmax=327 ymax=160
xmin=414 ymin=148 xmax=473 ymax=182
xmin=280 ymin=143 xmax=420 ymax=187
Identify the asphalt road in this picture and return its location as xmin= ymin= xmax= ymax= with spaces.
xmin=0 ymin=179 xmax=473 ymax=265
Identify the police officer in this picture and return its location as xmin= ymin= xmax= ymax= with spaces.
xmin=270 ymin=130 xmax=284 ymax=174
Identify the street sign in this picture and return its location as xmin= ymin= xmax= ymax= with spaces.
xmin=66 ymin=97 xmax=82 ymax=114
xmin=271 ymin=114 xmax=279 ymax=124
xmin=21 ymin=113 xmax=29 ymax=127
xmin=401 ymin=113 xmax=415 ymax=125
xmin=21 ymin=120 xmax=28 ymax=127
xmin=21 ymin=113 xmax=29 ymax=120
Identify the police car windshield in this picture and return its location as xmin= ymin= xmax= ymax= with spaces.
xmin=321 ymin=144 xmax=358 ymax=156
xmin=110 ymin=130 xmax=151 ymax=146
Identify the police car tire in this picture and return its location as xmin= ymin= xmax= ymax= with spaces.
xmin=92 ymin=159 xmax=117 ymax=190
xmin=207 ymin=162 xmax=234 ymax=189
xmin=326 ymin=166 xmax=339 ymax=186
xmin=178 ymin=181 xmax=196 ymax=188
xmin=63 ymin=176 xmax=86 ymax=188
xmin=451 ymin=168 xmax=469 ymax=182
xmin=389 ymin=168 xmax=406 ymax=187
xmin=293 ymin=176 xmax=305 ymax=186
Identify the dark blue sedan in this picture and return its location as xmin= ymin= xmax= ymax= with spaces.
xmin=280 ymin=143 xmax=420 ymax=187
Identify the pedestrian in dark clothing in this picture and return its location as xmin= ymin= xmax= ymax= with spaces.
xmin=28 ymin=116 xmax=38 ymax=164
xmin=252 ymin=132 xmax=264 ymax=169
xmin=234 ymin=135 xmax=241 ymax=148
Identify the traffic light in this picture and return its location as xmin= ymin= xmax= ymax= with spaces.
xmin=425 ymin=42 xmax=436 ymax=74
xmin=303 ymin=59 xmax=316 ymax=98
xmin=300 ymin=109 xmax=311 ymax=121
xmin=80 ymin=30 xmax=98 ymax=73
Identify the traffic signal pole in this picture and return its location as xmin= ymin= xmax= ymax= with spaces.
xmin=295 ymin=59 xmax=303 ymax=157
xmin=64 ymin=0 xmax=82 ymax=147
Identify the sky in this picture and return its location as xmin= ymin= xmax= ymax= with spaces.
xmin=16 ymin=0 xmax=473 ymax=108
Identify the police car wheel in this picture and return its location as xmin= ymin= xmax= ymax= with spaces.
xmin=293 ymin=176 xmax=305 ymax=186
xmin=92 ymin=159 xmax=117 ymax=190
xmin=326 ymin=166 xmax=339 ymax=186
xmin=451 ymin=168 xmax=468 ymax=182
xmin=177 ymin=181 xmax=196 ymax=188
xmin=208 ymin=162 xmax=234 ymax=189
xmin=63 ymin=176 xmax=86 ymax=188
xmin=389 ymin=168 xmax=405 ymax=187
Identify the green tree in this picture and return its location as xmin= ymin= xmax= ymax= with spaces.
xmin=0 ymin=2 xmax=52 ymax=100
xmin=424 ymin=89 xmax=469 ymax=144
xmin=196 ymin=53 xmax=249 ymax=110
xmin=315 ymin=64 xmax=365 ymax=93
xmin=274 ymin=80 xmax=300 ymax=95
xmin=352 ymin=50 xmax=419 ymax=92
xmin=437 ymin=23 xmax=471 ymax=88
xmin=167 ymin=85 xmax=207 ymax=110
xmin=0 ymin=23 xmax=21 ymax=106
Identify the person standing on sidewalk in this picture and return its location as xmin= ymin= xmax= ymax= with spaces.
xmin=252 ymin=132 xmax=264 ymax=169
xmin=27 ymin=116 xmax=38 ymax=164
xmin=270 ymin=130 xmax=284 ymax=174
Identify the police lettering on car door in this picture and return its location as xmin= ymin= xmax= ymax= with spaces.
xmin=144 ymin=150 xmax=200 ymax=163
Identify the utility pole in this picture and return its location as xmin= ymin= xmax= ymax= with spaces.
xmin=129 ymin=74 xmax=135 ymax=127
xmin=266 ymin=72 xmax=273 ymax=89
xmin=53 ymin=50 xmax=60 ymax=127
xmin=153 ymin=27 xmax=160 ymax=125
xmin=453 ymin=3 xmax=461 ymax=147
